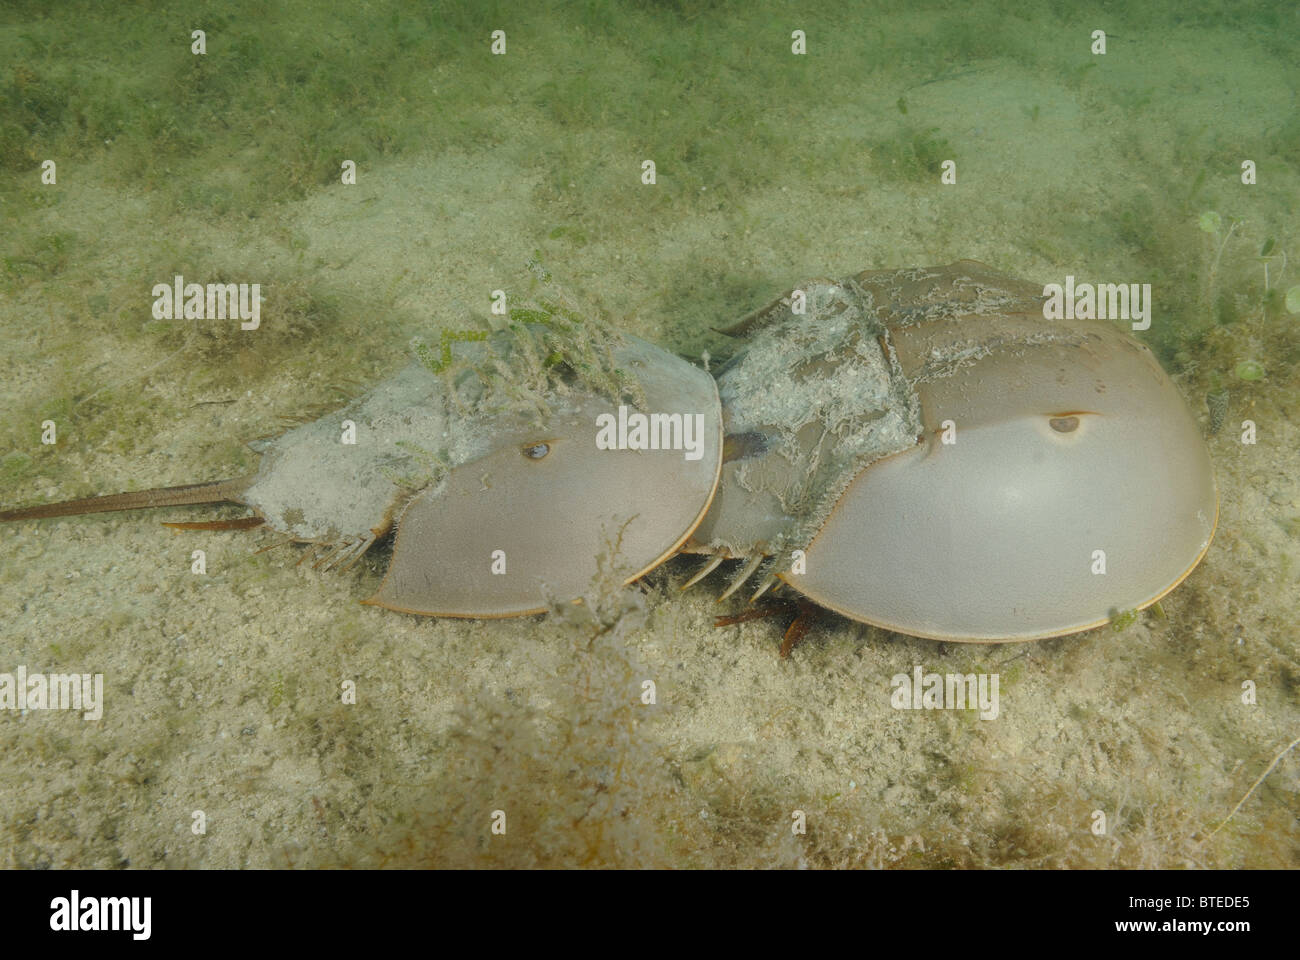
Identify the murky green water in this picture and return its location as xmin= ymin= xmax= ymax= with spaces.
xmin=1 ymin=1 xmax=1296 ymax=868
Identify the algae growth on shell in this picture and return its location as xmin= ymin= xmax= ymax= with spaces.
xmin=242 ymin=310 xmax=640 ymax=546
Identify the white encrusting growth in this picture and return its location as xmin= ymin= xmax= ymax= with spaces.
xmin=242 ymin=315 xmax=638 ymax=547
xmin=701 ymin=279 xmax=920 ymax=556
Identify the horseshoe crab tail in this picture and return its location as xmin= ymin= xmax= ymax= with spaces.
xmin=0 ymin=476 xmax=254 ymax=523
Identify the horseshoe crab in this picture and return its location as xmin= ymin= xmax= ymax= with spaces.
xmin=686 ymin=261 xmax=1218 ymax=649
xmin=1 ymin=311 xmax=723 ymax=618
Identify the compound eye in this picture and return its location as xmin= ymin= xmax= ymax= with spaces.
xmin=521 ymin=442 xmax=551 ymax=460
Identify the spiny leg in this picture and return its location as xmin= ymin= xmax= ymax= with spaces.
xmin=715 ymin=596 xmax=821 ymax=659
xmin=253 ymin=535 xmax=297 ymax=556
xmin=311 ymin=532 xmax=381 ymax=573
xmin=322 ymin=539 xmax=360 ymax=573
xmin=717 ymin=554 xmax=764 ymax=601
xmin=714 ymin=605 xmax=789 ymax=627
xmin=328 ymin=534 xmax=375 ymax=573
xmin=680 ymin=553 xmax=726 ymax=590
xmin=749 ymin=574 xmax=778 ymax=603
xmin=297 ymin=543 xmax=326 ymax=567
xmin=337 ymin=534 xmax=378 ymax=572
xmin=312 ymin=539 xmax=352 ymax=571
xmin=779 ymin=600 xmax=821 ymax=659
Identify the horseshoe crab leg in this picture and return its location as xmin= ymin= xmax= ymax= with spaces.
xmin=320 ymin=534 xmax=374 ymax=573
xmin=749 ymin=573 xmax=778 ymax=603
xmin=312 ymin=541 xmax=350 ymax=571
xmin=681 ymin=553 xmax=726 ymax=590
xmin=717 ymin=553 xmax=764 ymax=602
xmin=336 ymin=534 xmax=378 ymax=573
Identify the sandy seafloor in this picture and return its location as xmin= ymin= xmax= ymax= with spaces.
xmin=1 ymin=6 xmax=1298 ymax=868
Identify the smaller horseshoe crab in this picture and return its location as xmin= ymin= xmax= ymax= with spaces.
xmin=686 ymin=261 xmax=1217 ymax=650
xmin=1 ymin=307 xmax=723 ymax=618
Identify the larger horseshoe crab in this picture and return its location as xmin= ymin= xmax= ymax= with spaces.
xmin=1 ymin=310 xmax=723 ymax=618
xmin=685 ymin=261 xmax=1218 ymax=648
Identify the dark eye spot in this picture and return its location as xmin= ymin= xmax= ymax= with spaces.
xmin=522 ymin=442 xmax=550 ymax=460
xmin=1049 ymin=416 xmax=1080 ymax=433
